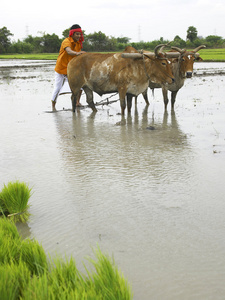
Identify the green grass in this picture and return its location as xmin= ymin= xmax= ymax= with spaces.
xmin=0 ymin=53 xmax=58 ymax=60
xmin=0 ymin=48 xmax=225 ymax=61
xmin=0 ymin=181 xmax=32 ymax=223
xmin=197 ymin=48 xmax=225 ymax=61
xmin=0 ymin=218 xmax=133 ymax=299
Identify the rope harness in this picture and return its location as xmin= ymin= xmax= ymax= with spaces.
xmin=140 ymin=50 xmax=151 ymax=80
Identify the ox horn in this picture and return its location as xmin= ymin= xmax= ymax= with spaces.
xmin=154 ymin=44 xmax=171 ymax=57
xmin=193 ymin=45 xmax=206 ymax=53
xmin=171 ymin=46 xmax=186 ymax=54
xmin=182 ymin=45 xmax=206 ymax=56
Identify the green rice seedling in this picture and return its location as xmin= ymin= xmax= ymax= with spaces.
xmin=0 ymin=218 xmax=133 ymax=299
xmin=0 ymin=264 xmax=19 ymax=300
xmin=23 ymin=275 xmax=99 ymax=300
xmin=20 ymin=238 xmax=48 ymax=276
xmin=22 ymin=272 xmax=53 ymax=300
xmin=0 ymin=217 xmax=21 ymax=241
xmin=0 ymin=198 xmax=7 ymax=215
xmin=0 ymin=233 xmax=20 ymax=265
xmin=49 ymin=255 xmax=85 ymax=296
xmin=0 ymin=181 xmax=32 ymax=222
xmin=83 ymin=247 xmax=133 ymax=300
xmin=0 ymin=218 xmax=21 ymax=264
xmin=49 ymin=249 xmax=132 ymax=300
xmin=0 ymin=261 xmax=30 ymax=300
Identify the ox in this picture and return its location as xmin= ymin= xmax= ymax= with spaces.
xmin=67 ymin=45 xmax=175 ymax=115
xmin=139 ymin=45 xmax=206 ymax=109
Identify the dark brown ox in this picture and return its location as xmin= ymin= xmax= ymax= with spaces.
xmin=67 ymin=45 xmax=175 ymax=115
xmin=140 ymin=45 xmax=206 ymax=109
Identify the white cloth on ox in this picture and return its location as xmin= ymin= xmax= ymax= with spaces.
xmin=51 ymin=72 xmax=72 ymax=102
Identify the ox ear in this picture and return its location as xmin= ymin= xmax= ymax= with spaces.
xmin=193 ymin=53 xmax=203 ymax=61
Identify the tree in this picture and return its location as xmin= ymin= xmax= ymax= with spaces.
xmin=24 ymin=35 xmax=44 ymax=53
xmin=85 ymin=31 xmax=110 ymax=51
xmin=186 ymin=26 xmax=198 ymax=42
xmin=9 ymin=40 xmax=34 ymax=54
xmin=42 ymin=33 xmax=61 ymax=52
xmin=173 ymin=35 xmax=186 ymax=48
xmin=0 ymin=27 xmax=13 ymax=53
xmin=205 ymin=35 xmax=223 ymax=48
xmin=116 ymin=36 xmax=131 ymax=44
xmin=62 ymin=28 xmax=70 ymax=39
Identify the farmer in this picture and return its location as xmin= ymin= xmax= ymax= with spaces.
xmin=51 ymin=24 xmax=86 ymax=111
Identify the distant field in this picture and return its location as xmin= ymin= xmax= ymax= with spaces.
xmin=0 ymin=49 xmax=225 ymax=61
xmin=0 ymin=53 xmax=58 ymax=60
xmin=198 ymin=48 xmax=225 ymax=61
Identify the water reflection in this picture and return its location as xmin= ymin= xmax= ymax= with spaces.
xmin=53 ymin=106 xmax=192 ymax=198
xmin=50 ymin=106 xmax=195 ymax=281
xmin=16 ymin=222 xmax=31 ymax=239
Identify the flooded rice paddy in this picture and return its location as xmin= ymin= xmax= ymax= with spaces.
xmin=1 ymin=59 xmax=225 ymax=299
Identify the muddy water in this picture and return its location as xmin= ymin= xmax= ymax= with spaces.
xmin=1 ymin=60 xmax=225 ymax=299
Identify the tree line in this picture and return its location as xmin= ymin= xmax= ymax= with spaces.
xmin=0 ymin=26 xmax=224 ymax=54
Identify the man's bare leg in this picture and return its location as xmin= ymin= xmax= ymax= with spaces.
xmin=52 ymin=100 xmax=56 ymax=111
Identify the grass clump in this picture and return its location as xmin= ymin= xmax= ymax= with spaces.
xmin=83 ymin=248 xmax=132 ymax=300
xmin=0 ymin=181 xmax=32 ymax=222
xmin=0 ymin=218 xmax=133 ymax=299
xmin=0 ymin=217 xmax=21 ymax=264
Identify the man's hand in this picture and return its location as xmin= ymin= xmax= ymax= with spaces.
xmin=65 ymin=47 xmax=86 ymax=56
xmin=76 ymin=51 xmax=86 ymax=56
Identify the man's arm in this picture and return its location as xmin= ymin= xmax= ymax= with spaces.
xmin=65 ymin=47 xmax=86 ymax=56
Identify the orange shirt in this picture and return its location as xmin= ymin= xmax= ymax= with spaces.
xmin=55 ymin=37 xmax=81 ymax=75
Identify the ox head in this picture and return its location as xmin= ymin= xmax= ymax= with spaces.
xmin=121 ymin=44 xmax=178 ymax=84
xmin=139 ymin=44 xmax=176 ymax=84
xmin=170 ymin=45 xmax=206 ymax=78
xmin=147 ymin=44 xmax=175 ymax=84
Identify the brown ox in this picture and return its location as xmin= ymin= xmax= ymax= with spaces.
xmin=139 ymin=45 xmax=206 ymax=109
xmin=67 ymin=45 xmax=175 ymax=115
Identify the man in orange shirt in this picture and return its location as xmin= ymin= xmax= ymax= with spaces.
xmin=51 ymin=24 xmax=86 ymax=110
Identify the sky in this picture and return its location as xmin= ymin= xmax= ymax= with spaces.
xmin=1 ymin=0 xmax=225 ymax=43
